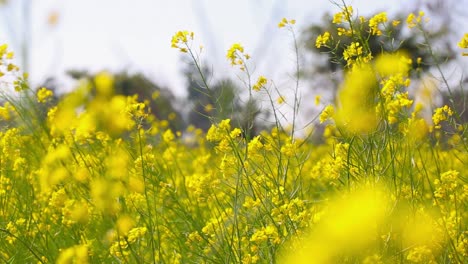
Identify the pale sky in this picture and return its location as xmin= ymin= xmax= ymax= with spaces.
xmin=1 ymin=0 xmax=427 ymax=97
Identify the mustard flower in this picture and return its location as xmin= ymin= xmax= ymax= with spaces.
xmin=368 ymin=12 xmax=388 ymax=36
xmin=252 ymin=76 xmax=267 ymax=91
xmin=333 ymin=12 xmax=344 ymax=24
xmin=406 ymin=245 xmax=435 ymax=263
xmin=432 ymin=105 xmax=453 ymax=129
xmin=56 ymin=245 xmax=89 ymax=264
xmin=458 ymin=33 xmax=468 ymax=48
xmin=226 ymin=43 xmax=250 ymax=68
xmin=332 ymin=6 xmax=353 ymax=24
xmin=315 ymin=32 xmax=331 ymax=48
xmin=163 ymin=129 xmax=175 ymax=143
xmin=458 ymin=33 xmax=468 ymax=56
xmin=0 ymin=43 xmax=8 ymax=57
xmin=315 ymin=95 xmax=321 ymax=106
xmin=171 ymin=30 xmax=194 ymax=53
xmin=319 ymin=105 xmax=335 ymax=123
xmin=278 ymin=17 xmax=296 ymax=28
xmin=406 ymin=11 xmax=425 ymax=28
xmin=277 ymin=95 xmax=285 ymax=104
xmin=37 ymin=87 xmax=54 ymax=103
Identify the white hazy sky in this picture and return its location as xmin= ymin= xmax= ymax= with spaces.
xmin=1 ymin=0 xmax=426 ymax=97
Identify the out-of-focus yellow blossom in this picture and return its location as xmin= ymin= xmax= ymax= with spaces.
xmin=252 ymin=76 xmax=267 ymax=91
xmin=363 ymin=254 xmax=383 ymax=264
xmin=278 ymin=17 xmax=296 ymax=28
xmin=163 ymin=129 xmax=175 ymax=143
xmin=335 ymin=63 xmax=378 ymax=134
xmin=36 ymin=87 xmax=54 ymax=103
xmin=0 ymin=44 xmax=19 ymax=78
xmin=407 ymin=11 xmax=426 ymax=28
xmin=204 ymin=103 xmax=213 ymax=113
xmin=0 ymin=102 xmax=14 ymax=120
xmin=375 ymin=52 xmax=412 ymax=78
xmin=459 ymin=33 xmax=468 ymax=48
xmin=315 ymin=32 xmax=330 ymax=48
xmin=280 ymin=186 xmax=389 ymax=263
xmin=406 ymin=245 xmax=436 ymax=263
xmin=458 ymin=33 xmax=468 ymax=56
xmin=432 ymin=105 xmax=453 ymax=129
xmin=314 ymin=95 xmax=321 ymax=106
xmin=94 ymin=71 xmax=114 ymax=98
xmin=332 ymin=6 xmax=353 ymax=24
xmin=13 ymin=73 xmax=28 ymax=91
xmin=392 ymin=20 xmax=401 ymax=27
xmin=47 ymin=10 xmax=59 ymax=26
xmin=319 ymin=105 xmax=335 ymax=123
xmin=333 ymin=12 xmax=344 ymax=24
xmin=368 ymin=12 xmax=388 ymax=35
xmin=116 ymin=215 xmax=135 ymax=236
xmin=56 ymin=245 xmax=89 ymax=264
xmin=277 ymin=95 xmax=285 ymax=104
xmin=402 ymin=116 xmax=429 ymax=144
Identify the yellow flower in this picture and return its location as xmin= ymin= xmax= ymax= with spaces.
xmin=94 ymin=71 xmax=114 ymax=97
xmin=319 ymin=105 xmax=335 ymax=123
xmin=432 ymin=105 xmax=453 ymax=129
xmin=163 ymin=129 xmax=175 ymax=143
xmin=333 ymin=12 xmax=344 ymax=24
xmin=407 ymin=11 xmax=425 ymax=28
xmin=368 ymin=12 xmax=387 ymax=35
xmin=392 ymin=20 xmax=401 ymax=27
xmin=335 ymin=63 xmax=378 ymax=134
xmin=204 ymin=103 xmax=213 ymax=113
xmin=343 ymin=42 xmax=363 ymax=62
xmin=315 ymin=32 xmax=330 ymax=48
xmin=278 ymin=17 xmax=295 ymax=28
xmin=458 ymin=33 xmax=468 ymax=51
xmin=171 ymin=30 xmax=194 ymax=53
xmin=277 ymin=95 xmax=285 ymax=104
xmin=57 ymin=245 xmax=89 ymax=264
xmin=226 ymin=43 xmax=249 ymax=67
xmin=252 ymin=76 xmax=267 ymax=91
xmin=315 ymin=95 xmax=321 ymax=106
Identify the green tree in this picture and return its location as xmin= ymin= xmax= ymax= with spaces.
xmin=183 ymin=63 xmax=266 ymax=135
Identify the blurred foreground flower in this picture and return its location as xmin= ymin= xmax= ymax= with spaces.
xmin=279 ymin=186 xmax=389 ymax=264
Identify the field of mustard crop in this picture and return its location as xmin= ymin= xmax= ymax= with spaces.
xmin=0 ymin=3 xmax=467 ymax=263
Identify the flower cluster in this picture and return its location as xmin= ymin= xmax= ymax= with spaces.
xmin=315 ymin=31 xmax=331 ymax=48
xmin=171 ymin=30 xmax=194 ymax=53
xmin=226 ymin=43 xmax=250 ymax=69
xmin=36 ymin=87 xmax=54 ymax=103
xmin=368 ymin=12 xmax=388 ymax=36
xmin=406 ymin=11 xmax=426 ymax=28
xmin=278 ymin=17 xmax=296 ymax=28
xmin=252 ymin=75 xmax=267 ymax=91
xmin=459 ymin=33 xmax=468 ymax=56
